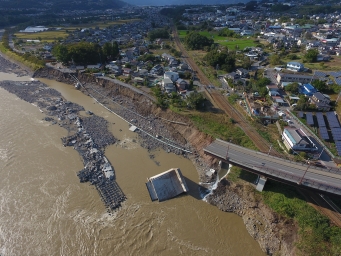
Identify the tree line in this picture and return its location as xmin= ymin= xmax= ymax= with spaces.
xmin=52 ymin=41 xmax=119 ymax=65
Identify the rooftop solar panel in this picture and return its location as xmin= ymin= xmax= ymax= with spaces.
xmin=306 ymin=112 xmax=314 ymax=126
xmin=335 ymin=78 xmax=341 ymax=85
xmin=316 ymin=112 xmax=326 ymax=127
xmin=331 ymin=127 xmax=341 ymax=141
xmin=326 ymin=112 xmax=341 ymax=128
xmin=298 ymin=111 xmax=304 ymax=118
xmin=319 ymin=126 xmax=329 ymax=140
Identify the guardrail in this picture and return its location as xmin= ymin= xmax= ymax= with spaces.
xmin=252 ymin=164 xmax=341 ymax=195
xmin=215 ymin=139 xmax=340 ymax=175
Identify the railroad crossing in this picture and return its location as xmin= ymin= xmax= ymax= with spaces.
xmin=204 ymin=139 xmax=341 ymax=195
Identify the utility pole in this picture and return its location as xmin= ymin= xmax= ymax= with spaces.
xmin=268 ymin=144 xmax=272 ymax=155
xmin=337 ymin=91 xmax=341 ymax=102
xmin=226 ymin=139 xmax=232 ymax=160
xmin=318 ymin=147 xmax=325 ymax=159
xmin=297 ymin=161 xmax=310 ymax=185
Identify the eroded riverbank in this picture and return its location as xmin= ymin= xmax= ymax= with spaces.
xmin=32 ymin=66 xmax=299 ymax=255
xmin=0 ymin=50 xmax=299 ymax=255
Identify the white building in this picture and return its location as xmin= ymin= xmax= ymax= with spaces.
xmin=162 ymin=78 xmax=176 ymax=93
xmin=164 ymin=71 xmax=179 ymax=82
xmin=282 ymin=128 xmax=318 ymax=152
xmin=286 ymin=62 xmax=304 ymax=72
xmin=20 ymin=26 xmax=49 ymax=33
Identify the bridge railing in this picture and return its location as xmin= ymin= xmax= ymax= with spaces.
xmin=216 ymin=139 xmax=340 ymax=175
xmin=251 ymin=164 xmax=341 ymax=195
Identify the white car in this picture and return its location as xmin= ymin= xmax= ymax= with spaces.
xmin=278 ymin=111 xmax=286 ymax=117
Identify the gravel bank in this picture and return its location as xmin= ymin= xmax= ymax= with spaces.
xmin=0 ymin=80 xmax=125 ymax=211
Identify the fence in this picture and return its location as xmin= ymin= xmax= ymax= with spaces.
xmin=287 ymin=109 xmax=337 ymax=159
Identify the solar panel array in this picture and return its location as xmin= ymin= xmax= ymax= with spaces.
xmin=306 ymin=112 xmax=314 ymax=126
xmin=298 ymin=111 xmax=304 ymax=118
xmin=316 ymin=112 xmax=326 ymax=127
xmin=331 ymin=127 xmax=341 ymax=141
xmin=319 ymin=126 xmax=329 ymax=140
xmin=315 ymin=71 xmax=327 ymax=78
xmin=335 ymin=141 xmax=341 ymax=156
xmin=335 ymin=78 xmax=341 ymax=85
xmin=326 ymin=112 xmax=340 ymax=128
xmin=329 ymin=71 xmax=341 ymax=78
xmin=326 ymin=112 xmax=341 ymax=155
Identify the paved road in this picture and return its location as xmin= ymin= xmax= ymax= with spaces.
xmin=204 ymin=139 xmax=341 ymax=195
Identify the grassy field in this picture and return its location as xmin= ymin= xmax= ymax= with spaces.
xmin=218 ymin=39 xmax=256 ymax=49
xmin=14 ymin=30 xmax=69 ymax=42
xmin=178 ymin=30 xmax=257 ymax=49
xmin=189 ymin=111 xmax=257 ymax=150
xmin=13 ymin=19 xmax=140 ymax=43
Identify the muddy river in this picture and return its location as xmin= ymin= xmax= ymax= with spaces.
xmin=0 ymin=72 xmax=264 ymax=255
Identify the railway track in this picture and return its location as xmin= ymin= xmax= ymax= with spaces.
xmin=172 ymin=26 xmax=274 ymax=154
xmin=173 ymin=27 xmax=341 ymax=225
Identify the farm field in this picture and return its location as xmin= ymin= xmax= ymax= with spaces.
xmin=178 ymin=30 xmax=256 ymax=49
xmin=14 ymin=19 xmax=140 ymax=43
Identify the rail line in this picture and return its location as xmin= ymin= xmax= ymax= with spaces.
xmin=172 ymin=26 xmax=274 ymax=154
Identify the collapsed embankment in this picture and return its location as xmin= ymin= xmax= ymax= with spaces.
xmin=33 ymin=67 xmax=298 ymax=255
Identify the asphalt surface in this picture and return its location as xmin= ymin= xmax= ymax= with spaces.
xmin=204 ymin=139 xmax=341 ymax=195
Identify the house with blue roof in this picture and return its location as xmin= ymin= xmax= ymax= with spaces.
xmin=298 ymin=83 xmax=317 ymax=96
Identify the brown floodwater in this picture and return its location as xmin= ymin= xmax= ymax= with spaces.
xmin=0 ymin=73 xmax=264 ymax=255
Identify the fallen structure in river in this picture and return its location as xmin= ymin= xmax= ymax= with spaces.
xmin=146 ymin=168 xmax=189 ymax=202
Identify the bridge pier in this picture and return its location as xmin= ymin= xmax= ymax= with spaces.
xmin=256 ymin=176 xmax=267 ymax=192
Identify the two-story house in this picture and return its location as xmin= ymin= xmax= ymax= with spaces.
xmin=175 ymin=78 xmax=188 ymax=91
xmin=162 ymin=78 xmax=176 ymax=93
xmin=310 ymin=92 xmax=331 ymax=111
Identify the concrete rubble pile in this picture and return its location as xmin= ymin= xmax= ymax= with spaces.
xmin=84 ymin=84 xmax=192 ymax=155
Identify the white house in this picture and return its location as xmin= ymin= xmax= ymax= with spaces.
xmin=286 ymin=62 xmax=304 ymax=72
xmin=282 ymin=128 xmax=318 ymax=152
xmin=164 ymin=71 xmax=179 ymax=82
xmin=162 ymin=78 xmax=176 ymax=93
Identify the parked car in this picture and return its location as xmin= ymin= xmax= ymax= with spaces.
xmin=278 ymin=111 xmax=286 ymax=117
xmin=312 ymin=161 xmax=325 ymax=168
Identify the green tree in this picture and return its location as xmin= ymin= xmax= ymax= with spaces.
xmin=312 ymin=79 xmax=326 ymax=92
xmin=304 ymin=49 xmax=318 ymax=63
xmin=296 ymin=95 xmax=309 ymax=110
xmin=148 ymin=28 xmax=170 ymax=41
xmin=52 ymin=44 xmax=70 ymax=64
xmin=269 ymin=54 xmax=281 ymax=66
xmin=184 ymin=32 xmax=214 ymax=50
xmin=186 ymin=92 xmax=206 ymax=109
xmin=285 ymin=82 xmax=299 ymax=94
xmin=204 ymin=50 xmax=236 ymax=72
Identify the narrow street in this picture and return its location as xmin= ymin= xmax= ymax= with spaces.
xmin=172 ymin=26 xmax=273 ymax=153
xmin=171 ymin=26 xmax=341 ymax=224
